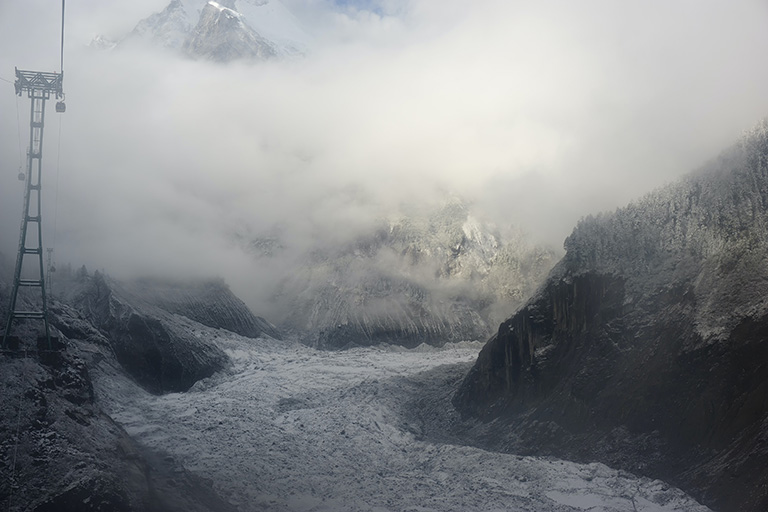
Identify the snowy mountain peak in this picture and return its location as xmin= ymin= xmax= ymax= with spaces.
xmin=88 ymin=33 xmax=118 ymax=51
xmin=130 ymin=0 xmax=197 ymax=50
xmin=183 ymin=1 xmax=278 ymax=61
xmin=207 ymin=1 xmax=240 ymax=16
xmin=116 ymin=0 xmax=311 ymax=61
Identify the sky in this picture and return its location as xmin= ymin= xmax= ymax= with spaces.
xmin=2 ymin=0 xmax=768 ymax=314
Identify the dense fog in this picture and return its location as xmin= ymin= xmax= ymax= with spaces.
xmin=2 ymin=0 xmax=768 ymax=313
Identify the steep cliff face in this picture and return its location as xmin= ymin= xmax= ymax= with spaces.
xmin=182 ymin=1 xmax=278 ymax=62
xmin=454 ymin=120 xmax=768 ymax=512
xmin=269 ymin=201 xmax=557 ymax=349
xmin=114 ymin=0 xmax=310 ymax=62
xmin=130 ymin=0 xmax=195 ymax=50
xmin=0 ymin=351 xmax=137 ymax=512
xmin=68 ymin=274 xmax=230 ymax=394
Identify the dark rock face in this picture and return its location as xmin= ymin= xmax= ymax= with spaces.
xmin=0 ymin=345 xmax=237 ymax=512
xmin=67 ymin=274 xmax=233 ymax=394
xmin=454 ymin=120 xmax=768 ymax=512
xmin=0 ymin=353 xmax=131 ymax=512
xmin=56 ymin=273 xmax=279 ymax=394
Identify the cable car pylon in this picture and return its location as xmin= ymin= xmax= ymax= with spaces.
xmin=2 ymin=1 xmax=67 ymax=352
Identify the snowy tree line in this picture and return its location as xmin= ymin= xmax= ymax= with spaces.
xmin=563 ymin=118 xmax=768 ymax=277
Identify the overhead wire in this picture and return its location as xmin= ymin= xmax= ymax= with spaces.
xmin=1 ymin=76 xmax=25 ymax=175
xmin=51 ymin=0 xmax=66 ymax=295
xmin=61 ymin=0 xmax=65 ymax=74
xmin=16 ymin=96 xmax=23 ymax=174
xmin=52 ymin=114 xmax=63 ymax=298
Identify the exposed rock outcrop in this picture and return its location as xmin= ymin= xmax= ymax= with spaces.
xmin=55 ymin=273 xmax=278 ymax=394
xmin=130 ymin=0 xmax=194 ymax=50
xmin=109 ymin=0 xmax=310 ymax=62
xmin=64 ymin=273 xmax=230 ymax=394
xmin=454 ymin=120 xmax=768 ymax=512
xmin=0 ymin=341 xmax=237 ymax=512
xmin=183 ymin=1 xmax=278 ymax=62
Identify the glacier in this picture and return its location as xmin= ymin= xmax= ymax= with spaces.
xmin=90 ymin=329 xmax=711 ymax=512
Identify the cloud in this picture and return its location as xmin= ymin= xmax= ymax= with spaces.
xmin=2 ymin=0 xmax=768 ymax=316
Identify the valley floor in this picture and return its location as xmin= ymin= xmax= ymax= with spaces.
xmin=91 ymin=334 xmax=711 ymax=512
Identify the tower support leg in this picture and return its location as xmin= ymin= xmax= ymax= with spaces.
xmin=3 ymin=91 xmax=53 ymax=350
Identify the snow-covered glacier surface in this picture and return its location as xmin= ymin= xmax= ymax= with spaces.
xmin=93 ymin=334 xmax=710 ymax=512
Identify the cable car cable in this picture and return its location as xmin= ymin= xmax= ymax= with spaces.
xmin=52 ymin=0 xmax=66 ymax=292
xmin=52 ymin=115 xmax=63 ymax=283
xmin=16 ymin=93 xmax=24 ymax=177
xmin=55 ymin=0 xmax=66 ymax=113
xmin=60 ymin=0 xmax=65 ymax=74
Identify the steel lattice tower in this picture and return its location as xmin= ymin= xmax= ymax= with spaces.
xmin=2 ymin=68 xmax=64 ymax=350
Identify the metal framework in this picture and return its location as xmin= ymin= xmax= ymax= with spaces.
xmin=2 ymin=68 xmax=64 ymax=350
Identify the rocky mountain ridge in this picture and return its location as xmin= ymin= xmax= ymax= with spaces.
xmin=96 ymin=0 xmax=310 ymax=62
xmin=453 ymin=120 xmax=768 ymax=512
xmin=183 ymin=0 xmax=278 ymax=61
xmin=261 ymin=201 xmax=558 ymax=349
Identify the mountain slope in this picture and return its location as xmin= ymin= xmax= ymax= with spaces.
xmin=119 ymin=0 xmax=310 ymax=61
xmin=130 ymin=0 xmax=196 ymax=50
xmin=54 ymin=271 xmax=278 ymax=394
xmin=0 ymin=271 xmax=244 ymax=511
xmin=116 ymin=276 xmax=281 ymax=340
xmin=453 ymin=120 xmax=768 ymax=512
xmin=267 ymin=201 xmax=557 ymax=349
xmin=183 ymin=1 xmax=278 ymax=61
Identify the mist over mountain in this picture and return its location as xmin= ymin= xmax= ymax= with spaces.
xmin=256 ymin=199 xmax=557 ymax=348
xmin=98 ymin=0 xmax=311 ymax=61
xmin=4 ymin=0 xmax=768 ymax=302
xmin=454 ymin=120 xmax=768 ymax=512
xmin=3 ymin=2 xmax=768 ymax=511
